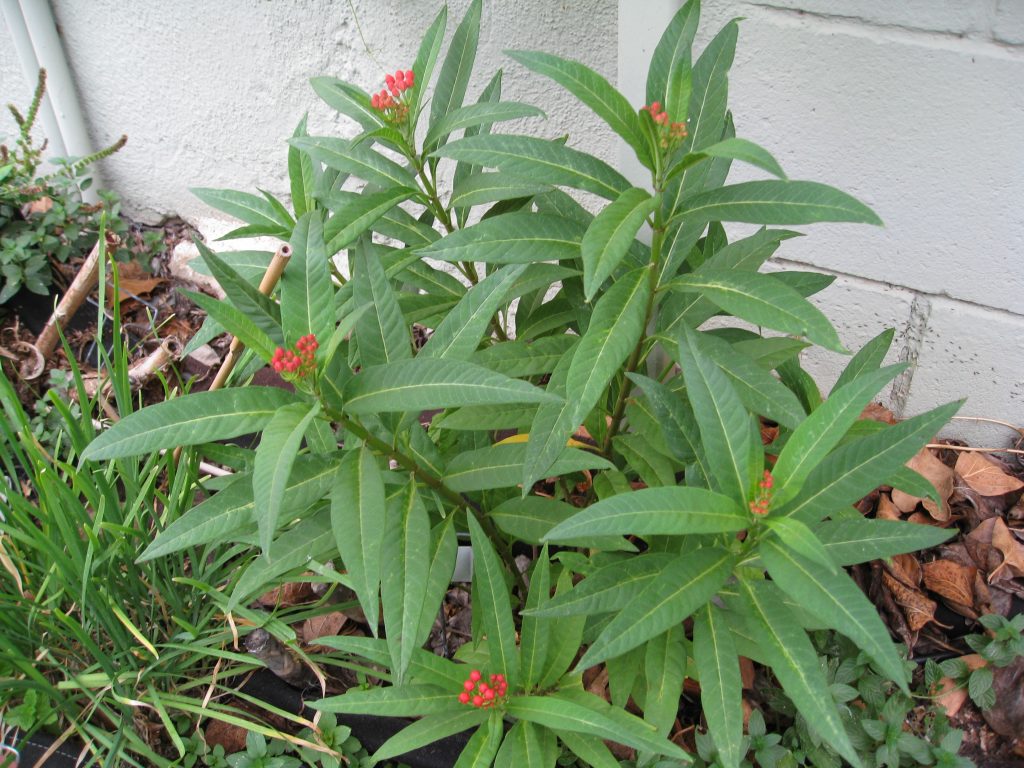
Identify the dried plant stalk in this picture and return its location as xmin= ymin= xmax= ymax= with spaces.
xmin=25 ymin=231 xmax=121 ymax=379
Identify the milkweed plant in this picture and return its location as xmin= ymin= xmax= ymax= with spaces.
xmin=82 ymin=1 xmax=961 ymax=765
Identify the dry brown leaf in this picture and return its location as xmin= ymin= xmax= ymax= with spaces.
xmin=921 ymin=559 xmax=977 ymax=617
xmin=739 ymin=656 xmax=755 ymax=690
xmin=206 ymin=719 xmax=248 ymax=753
xmin=955 ymin=451 xmax=1024 ymax=496
xmin=889 ymin=553 xmax=923 ymax=586
xmin=967 ymin=517 xmax=1024 ymax=582
xmin=988 ymin=518 xmax=1024 ymax=582
xmin=876 ymin=493 xmax=902 ymax=520
xmin=882 ymin=570 xmax=937 ymax=632
xmin=302 ymin=611 xmax=347 ymax=651
xmin=892 ymin=449 xmax=953 ymax=520
xmin=257 ymin=581 xmax=314 ymax=608
xmin=861 ymin=402 xmax=896 ymax=424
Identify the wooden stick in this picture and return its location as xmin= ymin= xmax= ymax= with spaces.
xmin=82 ymin=337 xmax=182 ymax=398
xmin=207 ymin=243 xmax=292 ymax=392
xmin=25 ymin=231 xmax=120 ymax=379
xmin=926 ymin=443 xmax=1024 ymax=456
xmin=172 ymin=244 xmax=291 ymax=465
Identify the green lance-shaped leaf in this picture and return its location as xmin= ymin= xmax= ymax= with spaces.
xmin=433 ymin=134 xmax=631 ymax=200
xmin=191 ymin=187 xmax=291 ymax=234
xmin=444 ymin=443 xmax=612 ymax=493
xmin=772 ymin=364 xmax=905 ymax=507
xmin=314 ymin=635 xmax=466 ymax=690
xmin=669 ymin=270 xmax=846 ymax=353
xmin=82 ymin=388 xmax=297 ymax=460
xmin=310 ymin=77 xmax=385 ymax=133
xmin=658 ymin=227 xmax=800 ymax=332
xmin=323 ymin=187 xmax=415 ymax=255
xmin=489 ymin=496 xmax=634 ymax=551
xmin=668 ymin=137 xmax=787 ymax=182
xmin=688 ymin=331 xmax=807 ymax=430
xmin=762 ymin=516 xmax=837 ymax=574
xmin=313 ymin=684 xmax=462 ymax=717
xmin=507 ymin=49 xmax=652 ymax=169
xmin=281 ymin=213 xmax=334 ymax=346
xmin=536 ymin=571 xmax=587 ymax=688
xmin=731 ymin=579 xmax=862 ymax=767
xmin=647 ymin=0 xmax=700 ymax=119
xmin=411 ymin=5 xmax=447 ymax=121
xmin=288 ymin=115 xmax=316 ymax=217
xmin=644 ymin=625 xmax=687 ymax=738
xmin=254 ymin=402 xmax=321 ymax=555
xmin=140 ymin=456 xmax=340 ymax=560
xmin=760 ymin=536 xmax=908 ymax=693
xmin=450 ymin=171 xmax=550 ymax=209
xmin=579 ymin=547 xmax=734 ymax=669
xmin=777 ymin=400 xmax=962 ymax=525
xmin=230 ymin=507 xmax=336 ymax=608
xmin=372 ymin=710 xmax=490 ymax=766
xmin=468 ymin=514 xmax=520 ymax=687
xmin=425 ymin=101 xmax=544 ymax=151
xmin=417 ymin=212 xmax=585 ymax=264
xmin=519 ymin=548 xmax=552 ymax=690
xmin=506 ymin=693 xmax=692 ymax=762
xmin=290 ymin=136 xmax=418 ymax=191
xmin=420 ymin=264 xmax=527 ymax=361
xmin=380 ymin=480 xmax=431 ymax=684
xmin=664 ymin=19 xmax=737 ymax=216
xmin=194 ymin=241 xmax=283 ymax=345
xmin=815 ymin=517 xmax=955 ymax=567
xmin=495 ymin=720 xmax=555 ymax=768
xmin=181 ymin=290 xmax=275 ymax=363
xmin=416 ymin=518 xmax=458 ymax=645
xmin=343 ymin=358 xmax=559 ymax=415
xmin=626 ymin=374 xmax=705 ymax=471
xmin=330 ymin=447 xmax=386 ymax=637
xmin=523 ymin=266 xmax=650 ymax=490
xmin=472 ymin=334 xmax=577 ymax=378
xmin=525 ymin=553 xmax=675 ymax=619
xmin=693 ymin=603 xmax=744 ymax=768
xmin=678 ymin=325 xmax=758 ymax=506
xmin=554 ymin=731 xmax=620 ymax=768
xmin=678 ymin=179 xmax=882 ymax=226
xmin=832 ymin=327 xmax=895 ymax=395
xmin=352 ymin=239 xmax=411 ymax=367
xmin=544 ymin=486 xmax=748 ymax=541
xmin=581 ymin=187 xmax=658 ymax=301
xmin=429 ymin=0 xmax=482 ymax=149
xmin=454 ymin=713 xmax=504 ymax=768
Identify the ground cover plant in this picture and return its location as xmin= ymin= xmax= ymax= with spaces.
xmin=0 ymin=69 xmax=145 ymax=307
xmin=73 ymin=0 xmax=975 ymax=764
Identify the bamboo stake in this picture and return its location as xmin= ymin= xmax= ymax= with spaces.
xmin=206 ymin=243 xmax=291 ymax=391
xmin=172 ymin=244 xmax=291 ymax=465
xmin=25 ymin=231 xmax=120 ymax=379
xmin=82 ymin=337 xmax=182 ymax=398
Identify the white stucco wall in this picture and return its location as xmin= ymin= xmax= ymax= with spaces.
xmin=2 ymin=1 xmax=1022 ymax=445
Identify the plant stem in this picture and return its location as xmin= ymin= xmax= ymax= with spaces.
xmin=602 ymin=228 xmax=665 ymax=454
xmin=330 ymin=409 xmax=527 ymax=592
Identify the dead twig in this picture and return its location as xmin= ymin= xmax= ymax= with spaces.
xmin=24 ymin=231 xmax=120 ymax=379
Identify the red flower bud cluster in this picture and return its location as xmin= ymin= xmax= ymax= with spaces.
xmin=457 ymin=669 xmax=508 ymax=708
xmin=640 ymin=101 xmax=688 ymax=149
xmin=371 ymin=69 xmax=415 ymax=121
xmin=750 ymin=469 xmax=774 ymax=516
xmin=271 ymin=333 xmax=318 ymax=378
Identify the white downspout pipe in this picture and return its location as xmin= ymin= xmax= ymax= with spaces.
xmin=1 ymin=0 xmax=98 ymax=200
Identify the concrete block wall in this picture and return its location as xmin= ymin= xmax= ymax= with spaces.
xmin=622 ymin=1 xmax=1024 ymax=446
xmin=2 ymin=1 xmax=1022 ymax=445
